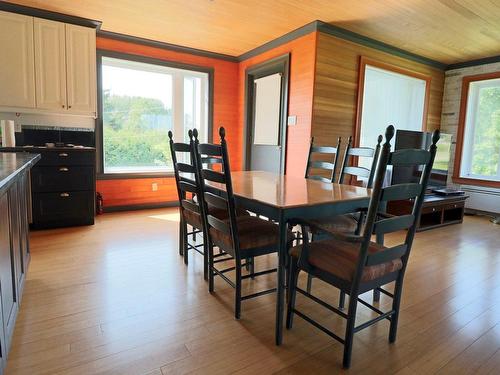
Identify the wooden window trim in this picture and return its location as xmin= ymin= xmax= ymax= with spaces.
xmin=354 ymin=56 xmax=432 ymax=147
xmin=452 ymin=71 xmax=500 ymax=189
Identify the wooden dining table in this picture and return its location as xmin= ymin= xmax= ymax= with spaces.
xmin=215 ymin=170 xmax=373 ymax=345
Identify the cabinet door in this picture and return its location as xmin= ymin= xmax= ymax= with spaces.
xmin=34 ymin=18 xmax=67 ymax=111
xmin=0 ymin=11 xmax=35 ymax=108
xmin=65 ymin=24 xmax=96 ymax=116
xmin=0 ymin=193 xmax=18 ymax=349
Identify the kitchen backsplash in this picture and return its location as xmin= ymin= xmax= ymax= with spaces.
xmin=14 ymin=125 xmax=95 ymax=147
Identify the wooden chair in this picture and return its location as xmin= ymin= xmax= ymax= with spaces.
xmin=305 ymin=135 xmax=383 ymax=293
xmin=193 ymin=127 xmax=294 ymax=319
xmin=286 ymin=125 xmax=440 ymax=368
xmin=305 ymin=136 xmax=342 ymax=183
xmin=168 ymin=130 xmax=207 ymax=277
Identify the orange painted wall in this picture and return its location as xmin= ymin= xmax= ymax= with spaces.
xmin=97 ymin=33 xmax=318 ymax=208
xmin=95 ymin=37 xmax=240 ymax=207
xmin=238 ymin=33 xmax=318 ymax=176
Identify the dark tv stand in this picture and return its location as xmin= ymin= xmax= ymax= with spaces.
xmin=387 ymin=193 xmax=469 ymax=232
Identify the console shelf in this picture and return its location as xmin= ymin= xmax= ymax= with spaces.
xmin=387 ymin=194 xmax=469 ymax=232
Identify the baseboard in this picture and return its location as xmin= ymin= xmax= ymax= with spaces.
xmin=103 ymin=201 xmax=179 ymax=213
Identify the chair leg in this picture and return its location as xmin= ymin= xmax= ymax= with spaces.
xmin=342 ymin=291 xmax=359 ymax=369
xmin=286 ymin=257 xmax=299 ymax=329
xmin=208 ymin=243 xmax=215 ymax=293
xmin=306 ymin=274 xmax=314 ymax=293
xmin=235 ymin=258 xmax=242 ymax=320
xmin=183 ymin=224 xmax=189 ymax=265
xmin=178 ymin=219 xmax=184 ymax=256
xmin=389 ymin=278 xmax=404 ymax=343
xmin=202 ymin=231 xmax=208 ymax=281
xmin=339 ymin=291 xmax=346 ymax=310
xmin=249 ymin=257 xmax=255 ymax=279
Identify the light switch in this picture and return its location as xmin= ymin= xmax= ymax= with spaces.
xmin=287 ymin=115 xmax=297 ymax=126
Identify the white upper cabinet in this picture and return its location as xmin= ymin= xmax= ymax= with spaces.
xmin=0 ymin=12 xmax=97 ymax=117
xmin=65 ymin=24 xmax=97 ymax=116
xmin=34 ymin=18 xmax=67 ymax=111
xmin=0 ymin=11 xmax=36 ymax=108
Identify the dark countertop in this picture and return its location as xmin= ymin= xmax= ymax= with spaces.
xmin=0 ymin=146 xmax=95 ymax=152
xmin=0 ymin=152 xmax=41 ymax=197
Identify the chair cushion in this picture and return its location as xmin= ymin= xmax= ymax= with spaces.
xmin=210 ymin=215 xmax=294 ymax=252
xmin=290 ymin=238 xmax=402 ymax=282
xmin=182 ymin=200 xmax=248 ymax=229
xmin=309 ymin=213 xmax=359 ymax=234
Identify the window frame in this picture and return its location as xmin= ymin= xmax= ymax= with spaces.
xmin=354 ymin=56 xmax=432 ymax=147
xmin=453 ymin=71 xmax=500 ymax=188
xmin=95 ymin=50 xmax=214 ymax=180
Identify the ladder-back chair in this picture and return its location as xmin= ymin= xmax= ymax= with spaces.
xmin=286 ymin=125 xmax=440 ymax=368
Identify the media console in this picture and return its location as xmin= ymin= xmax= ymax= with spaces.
xmin=387 ymin=194 xmax=469 ymax=232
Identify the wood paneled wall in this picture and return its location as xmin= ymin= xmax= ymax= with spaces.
xmin=311 ymin=32 xmax=445 ymax=146
xmin=238 ymin=33 xmax=318 ymax=177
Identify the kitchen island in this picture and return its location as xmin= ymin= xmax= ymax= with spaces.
xmin=0 ymin=152 xmax=39 ymax=374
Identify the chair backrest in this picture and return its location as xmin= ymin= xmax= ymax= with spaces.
xmin=354 ymin=125 xmax=440 ymax=283
xmin=168 ymin=130 xmax=202 ymax=219
xmin=339 ymin=135 xmax=383 ymax=188
xmin=193 ymin=127 xmax=241 ymax=258
xmin=305 ymin=136 xmax=342 ymax=183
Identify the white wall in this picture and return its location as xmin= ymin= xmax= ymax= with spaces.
xmin=441 ymin=62 xmax=500 ymax=214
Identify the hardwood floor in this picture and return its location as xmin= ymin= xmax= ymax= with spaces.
xmin=5 ymin=208 xmax=500 ymax=375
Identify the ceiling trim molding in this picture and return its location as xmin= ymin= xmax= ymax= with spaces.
xmin=237 ymin=21 xmax=318 ymax=61
xmin=446 ymin=55 xmax=500 ymax=71
xmin=97 ymin=30 xmax=239 ymax=62
xmin=0 ymin=1 xmax=102 ymax=29
xmin=315 ymin=21 xmax=446 ymax=70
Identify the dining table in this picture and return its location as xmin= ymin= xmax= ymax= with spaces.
xmin=212 ymin=170 xmax=373 ymax=345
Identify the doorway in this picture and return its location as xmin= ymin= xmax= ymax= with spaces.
xmin=244 ymin=54 xmax=289 ymax=174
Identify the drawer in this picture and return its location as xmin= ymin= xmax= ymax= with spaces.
xmin=32 ymin=191 xmax=94 ymax=228
xmin=421 ymin=205 xmax=442 ymax=214
xmin=443 ymin=201 xmax=465 ymax=211
xmin=36 ymin=150 xmax=95 ymax=166
xmin=31 ymin=166 xmax=95 ymax=192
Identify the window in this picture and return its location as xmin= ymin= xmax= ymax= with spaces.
xmin=358 ymin=61 xmax=429 ymax=155
xmin=100 ymin=54 xmax=210 ymax=175
xmin=456 ymin=74 xmax=500 ymax=184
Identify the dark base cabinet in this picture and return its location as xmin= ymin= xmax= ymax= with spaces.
xmin=388 ymin=194 xmax=469 ymax=232
xmin=0 ymin=153 xmax=38 ymax=375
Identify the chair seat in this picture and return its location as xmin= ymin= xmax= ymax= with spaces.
xmin=290 ymin=238 xmax=402 ymax=282
xmin=210 ymin=215 xmax=294 ymax=254
xmin=309 ymin=213 xmax=359 ymax=234
xmin=183 ymin=201 xmax=248 ymax=229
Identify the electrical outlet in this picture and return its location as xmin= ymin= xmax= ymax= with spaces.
xmin=287 ymin=115 xmax=297 ymax=126
xmin=151 ymin=183 xmax=158 ymax=192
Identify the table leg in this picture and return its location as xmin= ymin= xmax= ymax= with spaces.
xmin=275 ymin=212 xmax=286 ymax=345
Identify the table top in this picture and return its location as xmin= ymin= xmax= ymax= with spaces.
xmin=207 ymin=171 xmax=371 ymax=209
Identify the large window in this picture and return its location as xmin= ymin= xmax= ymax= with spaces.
xmin=456 ymin=75 xmax=500 ymax=184
xmin=100 ymin=55 xmax=210 ymax=175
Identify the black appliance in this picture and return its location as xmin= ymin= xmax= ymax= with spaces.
xmin=392 ymin=130 xmax=453 ymax=190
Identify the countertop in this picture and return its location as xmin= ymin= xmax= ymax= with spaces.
xmin=0 ymin=146 xmax=95 ymax=152
xmin=0 ymin=152 xmax=41 ymax=196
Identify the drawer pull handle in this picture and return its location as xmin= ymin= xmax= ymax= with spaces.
xmin=59 ymin=153 xmax=68 ymax=157
xmin=60 ymin=193 xmax=70 ymax=198
xmin=59 ymin=167 xmax=69 ymax=172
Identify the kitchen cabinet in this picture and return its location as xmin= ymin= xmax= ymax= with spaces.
xmin=65 ymin=24 xmax=97 ymax=116
xmin=0 ymin=153 xmax=39 ymax=374
xmin=0 ymin=11 xmax=97 ymax=117
xmin=34 ymin=18 xmax=67 ymax=111
xmin=0 ymin=11 xmax=35 ymax=109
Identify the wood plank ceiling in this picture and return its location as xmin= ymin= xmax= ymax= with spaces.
xmin=6 ymin=0 xmax=500 ymax=64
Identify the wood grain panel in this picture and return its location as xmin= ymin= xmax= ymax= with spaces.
xmin=238 ymin=32 xmax=317 ymax=177
xmin=311 ymin=32 xmax=444 ymax=150
xmin=5 ymin=209 xmax=500 ymax=374
xmin=7 ymin=0 xmax=500 ymax=63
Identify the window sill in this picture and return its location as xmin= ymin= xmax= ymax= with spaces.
xmin=452 ymin=176 xmax=500 ymax=189
xmin=97 ymin=172 xmax=175 ymax=180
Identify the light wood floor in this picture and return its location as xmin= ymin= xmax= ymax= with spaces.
xmin=5 ymin=208 xmax=500 ymax=375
